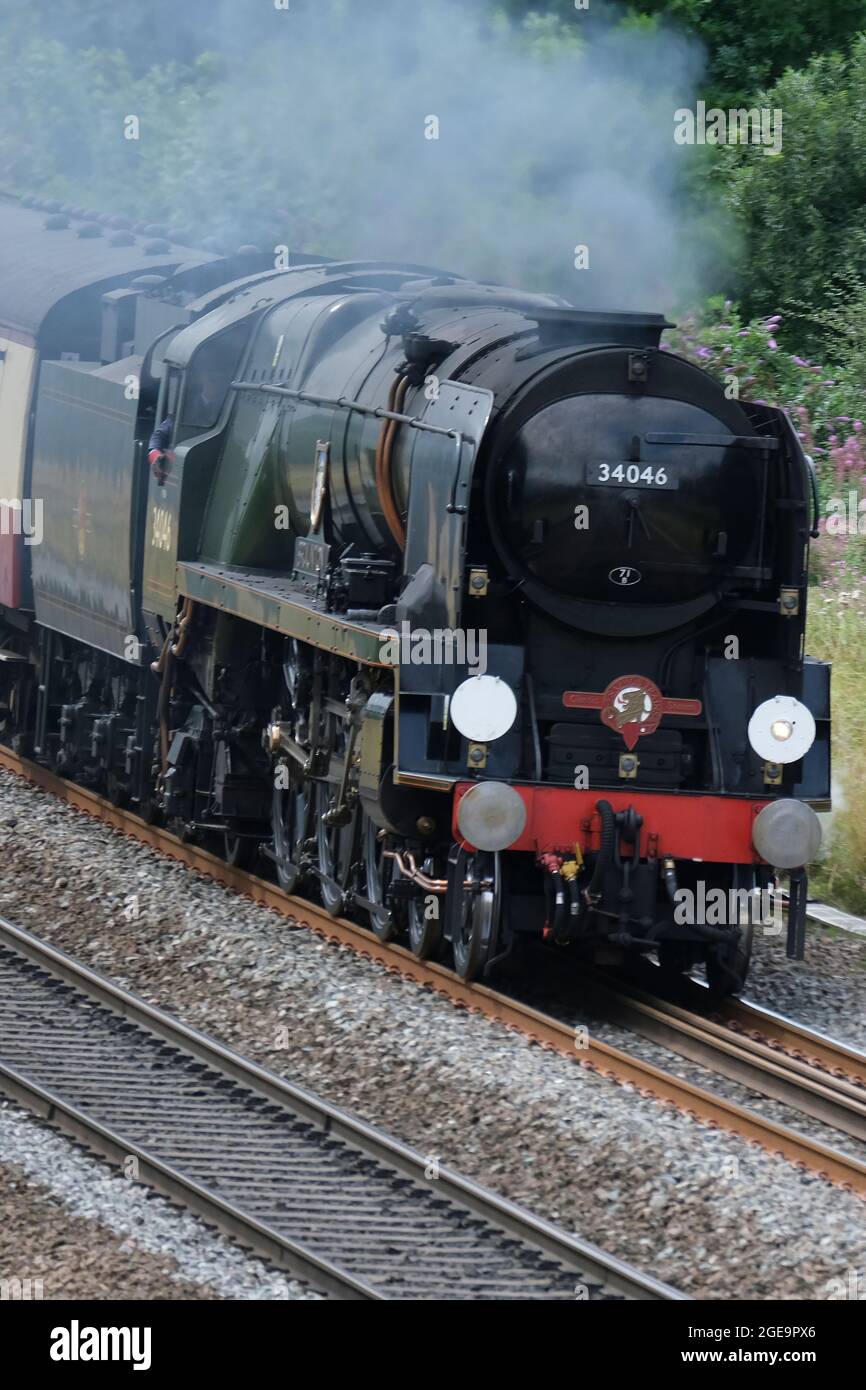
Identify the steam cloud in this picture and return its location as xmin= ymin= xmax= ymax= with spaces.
xmin=1 ymin=0 xmax=721 ymax=312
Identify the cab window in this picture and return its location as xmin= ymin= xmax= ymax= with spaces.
xmin=179 ymin=320 xmax=249 ymax=437
xmin=155 ymin=367 xmax=182 ymax=444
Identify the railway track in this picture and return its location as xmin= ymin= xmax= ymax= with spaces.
xmin=0 ymin=913 xmax=677 ymax=1301
xmin=578 ymin=970 xmax=866 ymax=1146
xmin=0 ymin=743 xmax=864 ymax=1201
xmin=721 ymin=994 xmax=866 ymax=1087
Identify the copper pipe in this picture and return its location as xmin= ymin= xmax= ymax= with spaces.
xmin=153 ymin=597 xmax=194 ymax=775
xmin=150 ymin=630 xmax=172 ymax=677
xmin=375 ymin=374 xmax=407 ymax=549
xmin=385 ymin=374 xmax=409 ymax=546
xmin=384 ymin=848 xmax=448 ymax=892
xmin=384 ymin=848 xmax=483 ymax=894
xmin=170 ymin=596 xmax=195 ymax=659
xmin=374 ymin=375 xmax=397 ymax=538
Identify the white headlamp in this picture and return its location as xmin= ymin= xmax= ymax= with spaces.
xmin=747 ymin=696 xmax=815 ymax=765
xmin=450 ymin=675 xmax=517 ymax=744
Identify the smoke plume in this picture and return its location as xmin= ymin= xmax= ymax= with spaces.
xmin=0 ymin=0 xmax=722 ymax=312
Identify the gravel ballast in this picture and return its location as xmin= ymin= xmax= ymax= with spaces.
xmin=0 ymin=1101 xmax=318 ymax=1299
xmin=744 ymin=916 xmax=866 ymax=1052
xmin=0 ymin=766 xmax=863 ymax=1301
xmin=0 ymin=1159 xmax=215 ymax=1300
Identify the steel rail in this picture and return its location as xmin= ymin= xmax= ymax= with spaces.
xmin=0 ymin=744 xmax=864 ymax=1197
xmin=578 ymin=973 xmax=866 ymax=1144
xmin=0 ymin=913 xmax=678 ymax=1301
xmin=719 ymin=996 xmax=866 ymax=1088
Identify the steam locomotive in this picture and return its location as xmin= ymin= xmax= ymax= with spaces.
xmin=0 ymin=193 xmax=829 ymax=995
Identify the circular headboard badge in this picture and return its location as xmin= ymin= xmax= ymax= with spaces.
xmin=449 ymin=675 xmax=518 ymax=744
xmin=747 ymin=695 xmax=816 ymax=765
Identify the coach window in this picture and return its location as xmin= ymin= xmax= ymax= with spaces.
xmin=178 ymin=320 xmax=249 ymax=440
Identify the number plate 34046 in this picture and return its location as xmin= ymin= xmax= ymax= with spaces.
xmin=587 ymin=462 xmax=678 ymax=490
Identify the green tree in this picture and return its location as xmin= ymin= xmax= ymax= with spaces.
xmin=720 ymin=37 xmax=866 ymax=329
xmin=497 ymin=1 xmax=866 ymax=105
